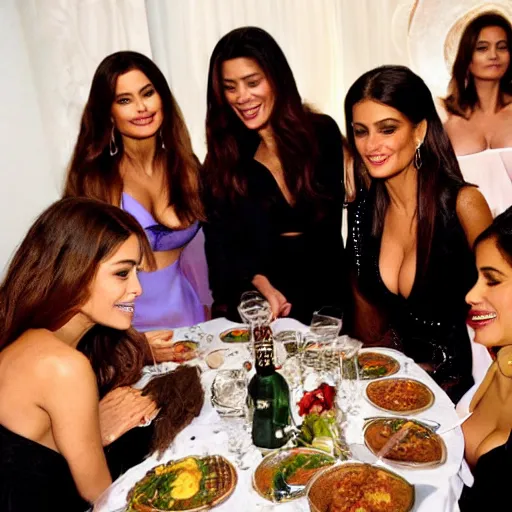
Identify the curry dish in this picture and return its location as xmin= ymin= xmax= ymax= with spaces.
xmin=329 ymin=465 xmax=414 ymax=512
xmin=308 ymin=463 xmax=414 ymax=512
xmin=366 ymin=378 xmax=434 ymax=413
xmin=364 ymin=418 xmax=444 ymax=465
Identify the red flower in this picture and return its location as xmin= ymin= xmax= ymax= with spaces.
xmin=297 ymin=383 xmax=336 ymax=416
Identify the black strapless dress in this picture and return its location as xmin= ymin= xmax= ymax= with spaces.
xmin=0 ymin=422 xmax=154 ymax=511
xmin=348 ymin=183 xmax=475 ymax=403
xmin=459 ymin=430 xmax=512 ymax=511
xmin=0 ymin=424 xmax=89 ymax=511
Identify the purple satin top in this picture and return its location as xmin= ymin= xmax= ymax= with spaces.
xmin=121 ymin=192 xmax=205 ymax=330
xmin=121 ymin=193 xmax=199 ymax=251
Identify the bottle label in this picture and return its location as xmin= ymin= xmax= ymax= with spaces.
xmin=256 ymin=399 xmax=271 ymax=410
xmin=254 ymin=325 xmax=274 ymax=369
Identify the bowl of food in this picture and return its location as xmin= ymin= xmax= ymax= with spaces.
xmin=363 ymin=417 xmax=446 ymax=468
xmin=253 ymin=448 xmax=335 ymax=502
xmin=358 ymin=351 xmax=400 ymax=380
xmin=166 ymin=341 xmax=200 ymax=363
xmin=219 ymin=327 xmax=250 ymax=343
xmin=126 ymin=455 xmax=237 ymax=511
xmin=365 ymin=378 xmax=435 ymax=414
xmin=307 ymin=462 xmax=415 ymax=512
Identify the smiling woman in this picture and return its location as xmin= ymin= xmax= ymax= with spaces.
xmin=64 ymin=51 xmax=207 ymax=333
xmin=345 ymin=65 xmax=493 ymax=403
xmin=0 ymin=198 xmax=157 ymax=511
xmin=459 ymin=206 xmax=512 ymax=511
xmin=203 ymin=27 xmax=348 ymax=324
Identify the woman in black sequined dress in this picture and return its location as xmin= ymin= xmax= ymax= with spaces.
xmin=345 ymin=66 xmax=492 ymax=402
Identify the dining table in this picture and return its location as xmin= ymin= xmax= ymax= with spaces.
xmin=94 ymin=317 xmax=468 ymax=512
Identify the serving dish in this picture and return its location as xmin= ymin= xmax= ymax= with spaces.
xmin=126 ymin=455 xmax=237 ymax=511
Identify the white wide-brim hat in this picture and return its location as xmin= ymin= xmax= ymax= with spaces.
xmin=400 ymin=0 xmax=512 ymax=100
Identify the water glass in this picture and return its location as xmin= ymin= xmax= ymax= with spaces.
xmin=310 ymin=310 xmax=342 ymax=340
xmin=211 ymin=369 xmax=248 ymax=417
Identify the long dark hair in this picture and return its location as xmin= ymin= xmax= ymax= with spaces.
xmin=204 ymin=26 xmax=321 ymax=206
xmin=345 ymin=65 xmax=467 ymax=278
xmin=0 ymin=197 xmax=155 ymax=397
xmin=444 ymin=13 xmax=512 ymax=117
xmin=474 ymin=205 xmax=512 ymax=264
xmin=64 ymin=51 xmax=203 ymax=224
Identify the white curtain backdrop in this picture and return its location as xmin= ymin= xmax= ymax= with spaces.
xmin=146 ymin=0 xmax=412 ymax=160
xmin=0 ymin=0 xmax=151 ymax=273
xmin=16 ymin=0 xmax=153 ymax=178
xmin=1 ymin=0 xmax=414 ymax=272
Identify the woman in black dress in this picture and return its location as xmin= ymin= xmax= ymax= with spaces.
xmin=345 ymin=65 xmax=492 ymax=402
xmin=203 ymin=26 xmax=347 ymax=324
xmin=0 ymin=198 xmax=158 ymax=511
xmin=460 ymin=206 xmax=512 ymax=511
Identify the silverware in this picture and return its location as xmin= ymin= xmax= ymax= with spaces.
xmin=437 ymin=412 xmax=473 ymax=435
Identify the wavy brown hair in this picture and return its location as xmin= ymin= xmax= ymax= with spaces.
xmin=64 ymin=51 xmax=203 ymax=224
xmin=204 ymin=27 xmax=322 ymax=206
xmin=443 ymin=12 xmax=512 ymax=118
xmin=345 ymin=65 xmax=467 ymax=280
xmin=0 ymin=197 xmax=155 ymax=397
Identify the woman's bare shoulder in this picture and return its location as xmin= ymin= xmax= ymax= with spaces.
xmin=14 ymin=329 xmax=93 ymax=381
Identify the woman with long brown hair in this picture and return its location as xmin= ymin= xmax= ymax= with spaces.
xmin=444 ymin=11 xmax=512 ymax=217
xmin=0 ymin=197 xmax=159 ymax=510
xmin=203 ymin=27 xmax=347 ymax=324
xmin=346 ymin=65 xmax=492 ymax=403
xmin=65 ymin=51 xmax=208 ymax=333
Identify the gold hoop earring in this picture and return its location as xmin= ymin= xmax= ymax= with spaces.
xmin=110 ymin=126 xmax=118 ymax=156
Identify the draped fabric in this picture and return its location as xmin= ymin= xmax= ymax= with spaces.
xmin=146 ymin=0 xmax=411 ymax=159
xmin=1 ymin=0 xmax=412 ymax=272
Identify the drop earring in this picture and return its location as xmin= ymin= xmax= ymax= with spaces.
xmin=160 ymin=128 xmax=166 ymax=150
xmin=414 ymin=141 xmax=423 ymax=169
xmin=110 ymin=126 xmax=118 ymax=156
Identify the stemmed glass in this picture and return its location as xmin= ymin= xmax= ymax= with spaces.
xmin=237 ymin=291 xmax=273 ymax=360
xmin=337 ymin=336 xmax=363 ymax=416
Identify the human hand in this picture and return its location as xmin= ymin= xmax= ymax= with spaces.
xmin=99 ymin=386 xmax=159 ymax=446
xmin=252 ymin=274 xmax=292 ymax=318
xmin=144 ymin=330 xmax=175 ymax=363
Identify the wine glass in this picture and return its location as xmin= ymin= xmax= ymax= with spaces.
xmin=238 ymin=291 xmax=272 ymax=359
xmin=337 ymin=336 xmax=363 ymax=416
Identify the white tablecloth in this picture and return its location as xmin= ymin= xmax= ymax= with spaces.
xmin=94 ymin=318 xmax=466 ymax=512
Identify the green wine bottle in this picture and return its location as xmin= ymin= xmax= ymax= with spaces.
xmin=248 ymin=324 xmax=291 ymax=449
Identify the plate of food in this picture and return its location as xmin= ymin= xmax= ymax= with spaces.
xmin=166 ymin=341 xmax=200 ymax=363
xmin=219 ymin=327 xmax=250 ymax=343
xmin=126 ymin=455 xmax=237 ymax=511
xmin=363 ymin=417 xmax=446 ymax=468
xmin=358 ymin=351 xmax=400 ymax=380
xmin=253 ymin=448 xmax=335 ymax=502
xmin=307 ymin=462 xmax=415 ymax=512
xmin=365 ymin=378 xmax=435 ymax=414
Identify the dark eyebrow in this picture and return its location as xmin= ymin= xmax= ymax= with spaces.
xmin=353 ymin=118 xmax=401 ymax=127
xmin=476 ymin=39 xmax=507 ymax=44
xmin=481 ymin=266 xmax=507 ymax=276
xmin=115 ymin=83 xmax=153 ymax=99
xmin=112 ymin=259 xmax=138 ymax=266
xmin=223 ymin=73 xmax=261 ymax=83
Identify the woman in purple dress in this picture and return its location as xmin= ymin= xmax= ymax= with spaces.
xmin=65 ymin=51 xmax=208 ymax=333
